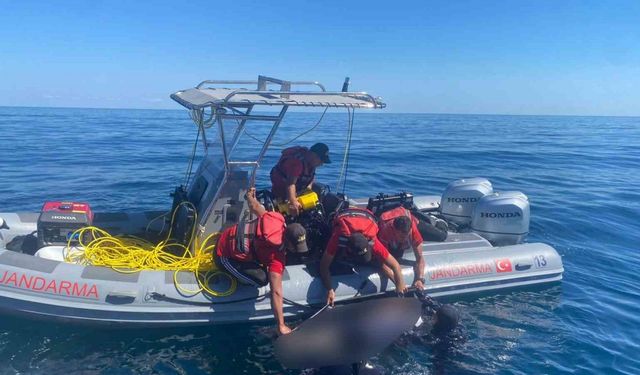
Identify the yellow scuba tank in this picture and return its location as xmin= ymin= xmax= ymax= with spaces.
xmin=277 ymin=190 xmax=320 ymax=215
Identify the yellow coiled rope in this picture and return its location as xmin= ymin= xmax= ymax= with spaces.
xmin=64 ymin=202 xmax=237 ymax=297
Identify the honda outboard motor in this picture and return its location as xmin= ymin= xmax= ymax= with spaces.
xmin=471 ymin=191 xmax=530 ymax=246
xmin=440 ymin=178 xmax=493 ymax=225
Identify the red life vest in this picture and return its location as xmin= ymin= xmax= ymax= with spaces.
xmin=379 ymin=206 xmax=412 ymax=225
xmin=378 ymin=206 xmax=417 ymax=254
xmin=270 ymin=146 xmax=315 ymax=195
xmin=333 ymin=208 xmax=378 ymax=249
xmin=236 ymin=212 xmax=286 ymax=254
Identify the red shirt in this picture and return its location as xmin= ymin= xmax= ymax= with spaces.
xmin=215 ymin=212 xmax=286 ymax=274
xmin=325 ymin=231 xmax=390 ymax=262
xmin=377 ymin=217 xmax=423 ymax=253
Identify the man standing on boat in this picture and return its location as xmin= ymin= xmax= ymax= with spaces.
xmin=215 ymin=188 xmax=309 ymax=335
xmin=270 ymin=143 xmax=331 ymax=216
xmin=377 ymin=207 xmax=427 ymax=290
xmin=319 ymin=207 xmax=408 ymax=306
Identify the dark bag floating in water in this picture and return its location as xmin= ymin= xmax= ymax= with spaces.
xmin=274 ymin=297 xmax=421 ymax=369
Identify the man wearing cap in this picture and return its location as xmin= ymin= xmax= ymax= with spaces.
xmin=319 ymin=207 xmax=408 ymax=306
xmin=215 ymin=188 xmax=308 ymax=335
xmin=270 ymin=143 xmax=331 ymax=216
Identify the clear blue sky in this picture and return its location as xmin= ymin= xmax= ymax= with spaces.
xmin=1 ymin=0 xmax=639 ymax=115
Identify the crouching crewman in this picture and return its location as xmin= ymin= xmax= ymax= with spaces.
xmin=319 ymin=207 xmax=407 ymax=306
xmin=215 ymin=188 xmax=308 ymax=335
xmin=377 ymin=206 xmax=427 ymax=290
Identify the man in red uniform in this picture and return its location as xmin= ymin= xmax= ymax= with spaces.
xmin=377 ymin=207 xmax=426 ymax=290
xmin=270 ymin=143 xmax=330 ymax=216
xmin=319 ymin=207 xmax=408 ymax=306
xmin=215 ymin=188 xmax=308 ymax=335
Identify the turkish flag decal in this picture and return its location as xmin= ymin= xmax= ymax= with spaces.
xmin=495 ymin=258 xmax=512 ymax=273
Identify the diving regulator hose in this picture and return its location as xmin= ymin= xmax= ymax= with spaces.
xmin=64 ymin=202 xmax=237 ymax=297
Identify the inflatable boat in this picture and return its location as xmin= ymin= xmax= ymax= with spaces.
xmin=0 ymin=76 xmax=563 ymax=326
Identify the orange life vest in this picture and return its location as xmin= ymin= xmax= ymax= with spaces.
xmin=236 ymin=212 xmax=286 ymax=254
xmin=378 ymin=206 xmax=418 ymax=254
xmin=379 ymin=206 xmax=412 ymax=225
xmin=333 ymin=208 xmax=378 ymax=250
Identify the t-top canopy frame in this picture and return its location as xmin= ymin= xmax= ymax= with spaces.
xmin=173 ymin=76 xmax=385 ymax=227
xmin=171 ymin=75 xmax=386 ymax=110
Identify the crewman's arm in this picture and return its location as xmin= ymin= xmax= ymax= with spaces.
xmin=382 ymin=254 xmax=408 ymax=293
xmin=246 ymin=188 xmax=266 ymax=217
xmin=412 ymin=243 xmax=426 ymax=290
xmin=286 ymin=181 xmax=302 ymax=216
xmin=319 ymin=250 xmax=336 ymax=306
xmin=306 ymin=177 xmax=315 ymax=191
xmin=268 ymin=271 xmax=291 ymax=335
xmin=380 ymin=262 xmax=394 ymax=280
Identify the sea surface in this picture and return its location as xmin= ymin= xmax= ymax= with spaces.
xmin=0 ymin=107 xmax=639 ymax=374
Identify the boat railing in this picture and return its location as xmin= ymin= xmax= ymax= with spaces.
xmin=173 ymin=75 xmax=384 ymax=109
xmin=219 ymin=90 xmax=382 ymax=108
xmin=196 ymin=76 xmax=327 ymax=92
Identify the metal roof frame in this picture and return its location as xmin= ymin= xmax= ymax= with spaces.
xmin=171 ymin=75 xmax=386 ymax=110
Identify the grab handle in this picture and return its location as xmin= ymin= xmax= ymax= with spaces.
xmin=106 ymin=290 xmax=138 ymax=304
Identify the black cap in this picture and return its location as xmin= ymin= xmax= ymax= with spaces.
xmin=347 ymin=233 xmax=372 ymax=263
xmin=285 ymin=223 xmax=308 ymax=253
xmin=310 ymin=143 xmax=331 ymax=164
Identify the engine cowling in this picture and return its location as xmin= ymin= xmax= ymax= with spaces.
xmin=471 ymin=191 xmax=530 ymax=246
xmin=440 ymin=178 xmax=493 ymax=225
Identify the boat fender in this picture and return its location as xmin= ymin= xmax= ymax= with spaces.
xmin=34 ymin=246 xmax=67 ymax=261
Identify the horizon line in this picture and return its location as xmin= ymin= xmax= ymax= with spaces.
xmin=1 ymin=104 xmax=638 ymax=118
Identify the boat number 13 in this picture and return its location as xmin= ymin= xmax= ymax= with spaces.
xmin=534 ymin=255 xmax=547 ymax=268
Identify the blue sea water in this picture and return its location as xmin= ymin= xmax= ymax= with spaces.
xmin=0 ymin=106 xmax=639 ymax=374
